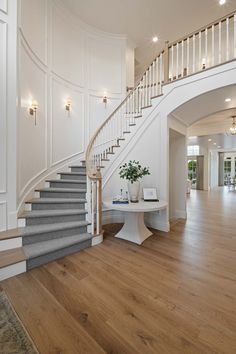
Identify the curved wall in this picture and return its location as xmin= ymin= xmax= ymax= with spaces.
xmin=17 ymin=0 xmax=128 ymax=210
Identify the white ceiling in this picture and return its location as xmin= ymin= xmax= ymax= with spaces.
xmin=172 ymin=85 xmax=236 ymax=127
xmin=60 ymin=0 xmax=236 ymax=78
xmin=188 ymin=133 xmax=236 ymax=151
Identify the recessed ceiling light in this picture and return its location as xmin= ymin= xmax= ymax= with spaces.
xmin=213 ymin=142 xmax=217 ymax=145
xmin=219 ymin=0 xmax=226 ymax=5
xmin=152 ymin=36 xmax=159 ymax=43
xmin=225 ymin=98 xmax=231 ymax=102
xmin=208 ymin=138 xmax=212 ymax=142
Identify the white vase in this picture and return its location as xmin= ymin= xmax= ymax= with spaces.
xmin=128 ymin=181 xmax=140 ymax=203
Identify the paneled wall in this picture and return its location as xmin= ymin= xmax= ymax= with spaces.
xmin=0 ymin=0 xmax=17 ymax=230
xmin=17 ymin=0 xmax=128 ymax=213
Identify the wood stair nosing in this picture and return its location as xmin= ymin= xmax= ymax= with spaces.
xmin=0 ymin=247 xmax=26 ymax=269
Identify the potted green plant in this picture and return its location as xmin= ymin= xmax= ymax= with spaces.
xmin=119 ymin=160 xmax=150 ymax=202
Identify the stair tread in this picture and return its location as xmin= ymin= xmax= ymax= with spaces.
xmin=0 ymin=228 xmax=24 ymax=241
xmin=26 ymin=198 xmax=87 ymax=204
xmin=59 ymin=172 xmax=86 ymax=176
xmin=19 ymin=209 xmax=87 ymax=219
xmin=24 ymin=233 xmax=92 ymax=259
xmin=47 ymin=179 xmax=86 ymax=184
xmin=69 ymin=165 xmax=86 ymax=168
xmin=22 ymin=220 xmax=90 ymax=236
xmin=36 ymin=187 xmax=86 ymax=193
xmin=0 ymin=248 xmax=26 ymax=268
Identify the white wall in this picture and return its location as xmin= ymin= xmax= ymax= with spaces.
xmin=169 ymin=129 xmax=187 ymax=220
xmin=210 ymin=150 xmax=219 ymax=188
xmin=126 ymin=39 xmax=135 ymax=88
xmin=16 ymin=0 xmax=129 ymax=216
xmin=0 ymin=0 xmax=17 ymax=230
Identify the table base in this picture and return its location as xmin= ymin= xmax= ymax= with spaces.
xmin=115 ymin=212 xmax=153 ymax=245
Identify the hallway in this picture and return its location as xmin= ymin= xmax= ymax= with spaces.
xmin=1 ymin=189 xmax=236 ymax=354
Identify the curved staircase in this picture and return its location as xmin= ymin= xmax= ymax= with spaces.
xmin=1 ymin=10 xmax=236 ymax=280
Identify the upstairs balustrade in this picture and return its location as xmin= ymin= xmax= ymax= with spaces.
xmin=86 ymin=11 xmax=236 ymax=237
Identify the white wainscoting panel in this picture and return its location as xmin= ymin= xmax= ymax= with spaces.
xmin=0 ymin=21 xmax=6 ymax=193
xmin=88 ymin=36 xmax=124 ymax=94
xmin=18 ymin=43 xmax=47 ymax=198
xmin=51 ymin=78 xmax=84 ymax=165
xmin=20 ymin=0 xmax=47 ymax=64
xmin=0 ymin=0 xmax=7 ymax=13
xmin=52 ymin=4 xmax=84 ymax=87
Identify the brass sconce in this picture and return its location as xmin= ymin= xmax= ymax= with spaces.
xmin=202 ymin=58 xmax=206 ymax=70
xmin=28 ymin=100 xmax=38 ymax=125
xmin=65 ymin=98 xmax=71 ymax=113
xmin=103 ymin=92 xmax=108 ymax=107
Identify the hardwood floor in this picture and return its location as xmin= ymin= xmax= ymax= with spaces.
xmin=1 ymin=188 xmax=236 ymax=354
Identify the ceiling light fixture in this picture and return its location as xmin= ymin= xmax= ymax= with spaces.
xmin=208 ymin=138 xmax=212 ymax=142
xmin=213 ymin=143 xmax=217 ymax=145
xmin=219 ymin=0 xmax=226 ymax=5
xmin=229 ymin=115 xmax=236 ymax=136
xmin=225 ymin=98 xmax=231 ymax=102
xmin=152 ymin=36 xmax=159 ymax=43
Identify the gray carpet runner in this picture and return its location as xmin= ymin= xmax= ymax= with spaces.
xmin=19 ymin=163 xmax=92 ymax=270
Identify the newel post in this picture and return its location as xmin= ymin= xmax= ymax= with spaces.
xmin=96 ymin=168 xmax=102 ymax=235
xmin=164 ymin=41 xmax=170 ymax=83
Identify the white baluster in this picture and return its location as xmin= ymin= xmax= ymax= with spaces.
xmin=96 ymin=180 xmax=100 ymax=234
xmin=160 ymin=54 xmax=163 ymax=91
xmin=205 ymin=28 xmax=208 ymax=67
xmin=171 ymin=45 xmax=174 ymax=80
xmin=181 ymin=40 xmax=184 ymax=77
xmin=234 ymin=15 xmax=236 ymax=58
xmin=152 ymin=61 xmax=155 ymax=97
xmin=187 ymin=37 xmax=190 ymax=75
xmin=91 ymin=180 xmax=95 ymax=235
xmin=156 ymin=57 xmax=159 ymax=95
xmin=157 ymin=53 xmax=164 ymax=95
xmin=176 ymin=42 xmax=179 ymax=78
xmin=219 ymin=21 xmax=222 ymax=64
xmin=199 ymin=31 xmax=202 ymax=70
xmin=192 ymin=35 xmax=195 ymax=73
xmin=212 ymin=25 xmax=215 ymax=66
xmin=226 ymin=18 xmax=229 ymax=61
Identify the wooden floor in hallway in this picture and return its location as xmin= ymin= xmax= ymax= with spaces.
xmin=1 ymin=188 xmax=236 ymax=354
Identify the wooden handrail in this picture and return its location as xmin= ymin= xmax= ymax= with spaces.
xmin=168 ymin=10 xmax=236 ymax=47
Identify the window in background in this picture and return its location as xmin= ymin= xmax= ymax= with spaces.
xmin=224 ymin=157 xmax=231 ymax=185
xmin=187 ymin=145 xmax=200 ymax=156
xmin=188 ymin=159 xmax=197 ymax=189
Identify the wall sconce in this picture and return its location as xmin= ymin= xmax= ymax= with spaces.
xmin=65 ymin=98 xmax=71 ymax=113
xmin=202 ymin=58 xmax=206 ymax=70
xmin=102 ymin=92 xmax=108 ymax=107
xmin=28 ymin=100 xmax=38 ymax=125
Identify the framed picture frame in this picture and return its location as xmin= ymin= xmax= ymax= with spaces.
xmin=143 ymin=188 xmax=159 ymax=202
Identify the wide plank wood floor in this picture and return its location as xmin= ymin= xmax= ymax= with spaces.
xmin=1 ymin=188 xmax=236 ymax=354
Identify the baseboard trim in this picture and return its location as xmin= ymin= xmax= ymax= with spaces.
xmin=92 ymin=233 xmax=104 ymax=246
xmin=0 ymin=261 xmax=26 ymax=281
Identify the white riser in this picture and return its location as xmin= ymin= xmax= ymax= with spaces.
xmin=0 ymin=237 xmax=22 ymax=251
xmin=18 ymin=218 xmax=26 ymax=227
xmin=0 ymin=261 xmax=26 ymax=281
